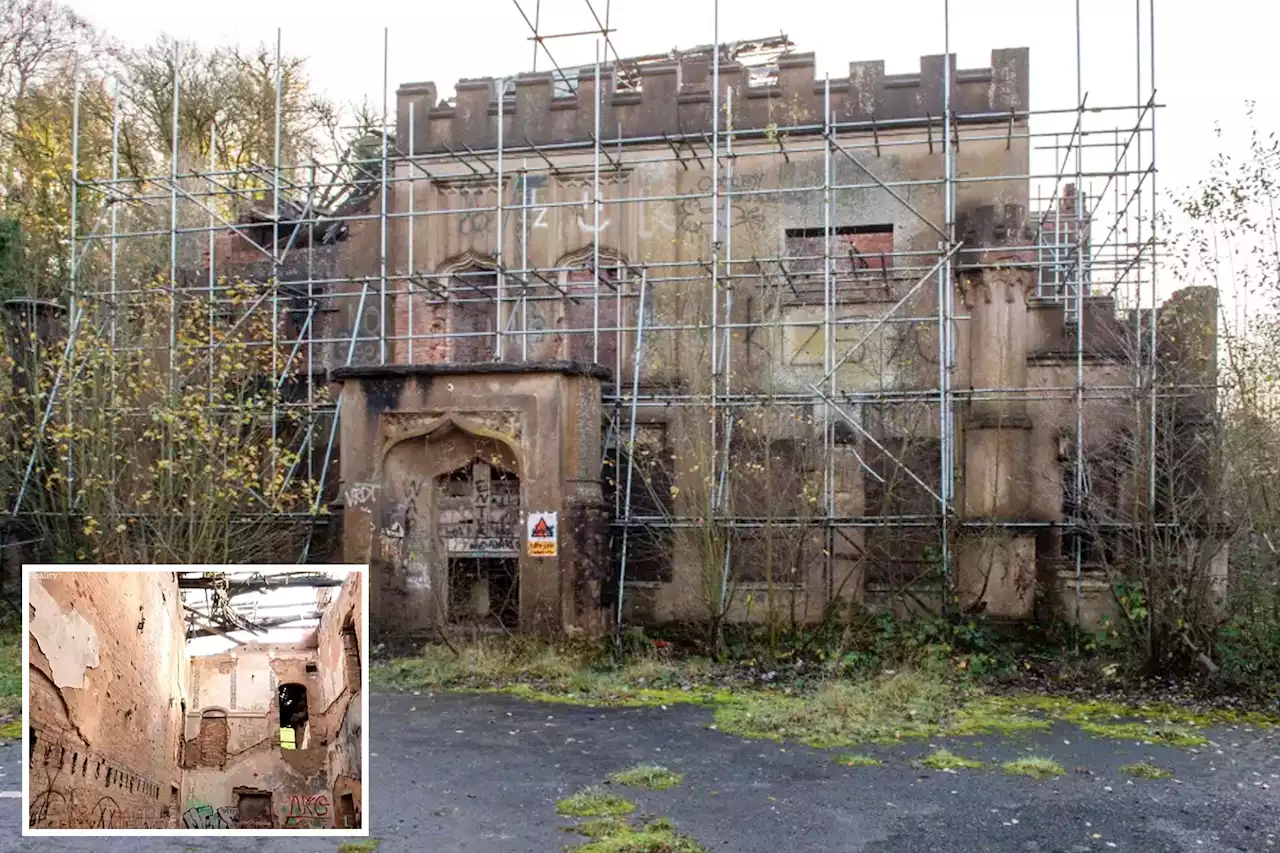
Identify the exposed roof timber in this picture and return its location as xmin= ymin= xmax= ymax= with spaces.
xmin=177 ymin=572 xmax=344 ymax=591
xmin=186 ymin=612 xmax=322 ymax=641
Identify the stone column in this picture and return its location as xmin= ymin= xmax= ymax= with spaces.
xmin=955 ymin=205 xmax=1037 ymax=618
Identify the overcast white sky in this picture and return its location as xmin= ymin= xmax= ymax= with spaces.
xmin=61 ymin=0 xmax=1276 ymax=199
xmin=184 ymin=569 xmax=348 ymax=656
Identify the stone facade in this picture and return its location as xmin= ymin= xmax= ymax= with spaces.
xmin=197 ymin=44 xmax=1218 ymax=637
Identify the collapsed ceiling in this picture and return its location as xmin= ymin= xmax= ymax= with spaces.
xmin=179 ymin=570 xmax=346 ymax=647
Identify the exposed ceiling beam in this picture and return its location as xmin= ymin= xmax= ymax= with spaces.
xmin=186 ymin=612 xmax=322 ymax=641
xmin=177 ymin=572 xmax=344 ymax=591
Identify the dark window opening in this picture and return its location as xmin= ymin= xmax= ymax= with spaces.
xmin=783 ymin=224 xmax=894 ymax=304
xmin=863 ymin=435 xmax=942 ymax=586
xmin=304 ymin=662 xmax=318 ymax=674
xmin=341 ymin=614 xmax=361 ymax=691
xmin=236 ymin=790 xmax=274 ymax=828
xmin=602 ymin=423 xmax=675 ymax=594
xmin=278 ymin=683 xmax=309 ymax=750
xmin=447 ymin=558 xmax=519 ymax=628
xmin=450 ymin=272 xmax=498 ymax=363
xmin=565 ymin=267 xmax=624 ymax=370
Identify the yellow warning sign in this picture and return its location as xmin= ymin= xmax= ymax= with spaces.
xmin=527 ymin=511 xmax=558 ymax=557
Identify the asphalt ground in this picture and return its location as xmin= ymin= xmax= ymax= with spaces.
xmin=1 ymin=690 xmax=1277 ymax=852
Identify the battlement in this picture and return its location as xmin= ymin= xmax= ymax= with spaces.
xmin=396 ymin=47 xmax=1028 ymax=155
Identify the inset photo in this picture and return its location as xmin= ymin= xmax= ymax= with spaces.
xmin=23 ymin=565 xmax=367 ymax=835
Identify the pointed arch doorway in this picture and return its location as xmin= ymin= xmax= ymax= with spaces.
xmin=437 ymin=456 xmax=521 ymax=628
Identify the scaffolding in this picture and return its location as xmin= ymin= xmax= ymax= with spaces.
xmin=33 ymin=0 xmax=1185 ymax=629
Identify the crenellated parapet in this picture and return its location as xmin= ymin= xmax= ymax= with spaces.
xmin=396 ymin=48 xmax=1029 ymax=154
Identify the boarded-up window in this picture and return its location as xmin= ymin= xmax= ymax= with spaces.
xmin=196 ymin=711 xmax=228 ymax=767
xmin=604 ymin=423 xmax=674 ymax=583
xmin=863 ymin=436 xmax=942 ymax=585
xmin=783 ymin=225 xmax=893 ymax=304
xmin=728 ymin=438 xmax=812 ymax=584
xmin=450 ymin=272 xmax=497 ymax=362
xmin=564 ymin=267 xmax=622 ymax=370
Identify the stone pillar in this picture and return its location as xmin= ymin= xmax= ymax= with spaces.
xmin=956 ymin=205 xmax=1036 ymax=618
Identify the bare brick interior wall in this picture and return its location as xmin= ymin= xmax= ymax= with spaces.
xmin=29 ymin=571 xmax=364 ymax=831
xmin=28 ymin=573 xmax=188 ymax=829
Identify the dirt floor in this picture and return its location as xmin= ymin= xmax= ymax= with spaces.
xmin=0 ymin=690 xmax=1277 ymax=852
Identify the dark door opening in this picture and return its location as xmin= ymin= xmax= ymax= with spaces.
xmin=447 ymin=558 xmax=519 ymax=628
xmin=337 ymin=792 xmax=358 ymax=829
xmin=341 ymin=614 xmax=360 ymax=690
xmin=278 ymin=683 xmax=309 ymax=750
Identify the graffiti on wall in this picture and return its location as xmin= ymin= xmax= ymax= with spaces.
xmin=30 ymin=791 xmax=168 ymax=830
xmin=182 ymin=804 xmax=239 ymax=829
xmin=281 ymin=794 xmax=330 ymax=828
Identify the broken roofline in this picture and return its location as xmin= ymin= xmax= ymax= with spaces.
xmin=177 ymin=572 xmax=346 ymax=590
xmin=396 ymin=46 xmax=1028 ymax=156
xmin=483 ymin=33 xmax=798 ymax=97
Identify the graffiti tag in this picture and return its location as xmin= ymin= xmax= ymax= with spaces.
xmin=182 ymin=804 xmax=239 ymax=829
xmin=281 ymin=794 xmax=330 ymax=828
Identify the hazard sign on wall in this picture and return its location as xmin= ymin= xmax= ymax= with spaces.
xmin=527 ymin=512 xmax=558 ymax=557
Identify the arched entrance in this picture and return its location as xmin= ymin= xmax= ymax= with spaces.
xmin=437 ymin=458 xmax=521 ymax=627
xmin=375 ymin=416 xmax=524 ymax=631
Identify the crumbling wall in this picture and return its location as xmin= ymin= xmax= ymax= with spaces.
xmin=27 ymin=572 xmax=187 ymax=829
xmin=317 ymin=572 xmax=364 ymax=828
xmin=181 ymin=643 xmax=335 ymax=829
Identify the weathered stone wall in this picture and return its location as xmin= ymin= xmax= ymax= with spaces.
xmin=28 ymin=572 xmax=187 ymax=829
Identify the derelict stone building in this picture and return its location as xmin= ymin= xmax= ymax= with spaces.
xmin=202 ymin=39 xmax=1218 ymax=639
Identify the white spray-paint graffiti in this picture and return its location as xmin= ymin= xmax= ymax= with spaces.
xmin=344 ymin=483 xmax=380 ymax=511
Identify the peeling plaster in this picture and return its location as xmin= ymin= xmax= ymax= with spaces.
xmin=29 ymin=580 xmax=101 ymax=688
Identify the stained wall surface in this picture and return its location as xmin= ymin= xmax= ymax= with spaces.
xmin=181 ymin=643 xmax=335 ymax=829
xmin=28 ymin=572 xmax=188 ymax=829
xmin=316 ymin=571 xmax=364 ymax=829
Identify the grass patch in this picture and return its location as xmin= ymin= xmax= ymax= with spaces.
xmin=373 ymin=640 xmax=725 ymax=708
xmin=713 ymin=669 xmax=963 ymax=747
xmin=1077 ymin=721 xmax=1207 ymax=747
xmin=0 ymin=720 xmax=20 ymax=739
xmin=0 ymin=632 xmax=18 ymax=718
xmin=337 ymin=841 xmax=381 ymax=853
xmin=373 ymin=639 xmax=1269 ymax=750
xmin=1119 ymin=762 xmax=1174 ymax=780
xmin=917 ymin=749 xmax=984 ymax=770
xmin=833 ymin=753 xmax=883 ymax=767
xmin=556 ymin=787 xmax=637 ymax=818
xmin=607 ymin=764 xmax=684 ymax=791
xmin=565 ymin=816 xmax=707 ymax=853
xmin=565 ymin=817 xmax=632 ymax=838
xmin=1000 ymin=757 xmax=1065 ymax=779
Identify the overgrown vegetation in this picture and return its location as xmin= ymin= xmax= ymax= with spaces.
xmin=607 ymin=765 xmax=684 ymax=791
xmin=556 ymin=788 xmax=637 ymax=819
xmin=563 ymin=816 xmax=708 ymax=853
xmin=0 ymin=629 xmax=18 ymax=734
xmin=917 ymin=749 xmax=984 ymax=771
xmin=833 ymin=753 xmax=882 ymax=768
xmin=1119 ymin=762 xmax=1174 ymax=780
xmin=1000 ymin=757 xmax=1065 ymax=779
xmin=376 ymin=635 xmax=1275 ymax=755
xmin=337 ymin=840 xmax=381 ymax=853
